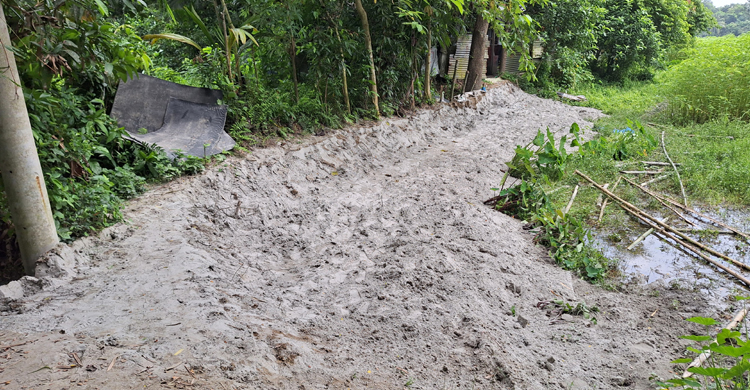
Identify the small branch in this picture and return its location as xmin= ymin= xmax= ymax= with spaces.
xmin=576 ymin=170 xmax=750 ymax=272
xmin=563 ymin=185 xmax=579 ymax=214
xmin=619 ymin=170 xmax=664 ymax=175
xmin=661 ymin=131 xmax=688 ymax=207
xmin=641 ymin=161 xmax=681 ymax=167
xmin=621 ymin=176 xmax=695 ymax=227
xmin=598 ymin=177 xmax=621 ymax=223
xmin=641 ymin=174 xmax=672 ymax=187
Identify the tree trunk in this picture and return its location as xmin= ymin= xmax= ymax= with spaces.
xmin=290 ymin=32 xmax=299 ymax=103
xmin=464 ymin=12 xmax=488 ymax=92
xmin=354 ymin=0 xmax=379 ymax=117
xmin=334 ymin=27 xmax=351 ymax=114
xmin=0 ymin=3 xmax=59 ymax=275
xmin=424 ymin=21 xmax=432 ymax=101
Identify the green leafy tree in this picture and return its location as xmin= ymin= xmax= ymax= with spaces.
xmin=591 ymin=0 xmax=661 ymax=81
xmin=528 ymin=0 xmax=606 ymax=87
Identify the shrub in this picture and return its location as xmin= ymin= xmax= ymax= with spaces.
xmin=659 ymin=35 xmax=750 ymax=123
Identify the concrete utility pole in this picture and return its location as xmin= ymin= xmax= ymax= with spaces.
xmin=0 ymin=3 xmax=59 ymax=275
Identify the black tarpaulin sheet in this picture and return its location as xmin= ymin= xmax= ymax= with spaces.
xmin=110 ymin=74 xmax=234 ymax=157
xmin=132 ymin=98 xmax=233 ymax=157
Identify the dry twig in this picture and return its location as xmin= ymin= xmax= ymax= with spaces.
xmin=661 ymin=131 xmax=688 ymax=207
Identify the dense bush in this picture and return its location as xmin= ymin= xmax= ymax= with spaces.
xmin=659 ymin=34 xmax=750 ymax=124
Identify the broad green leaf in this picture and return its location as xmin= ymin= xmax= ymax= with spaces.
xmin=142 ymin=34 xmax=201 ymax=51
xmin=722 ymin=360 xmax=750 ymax=379
xmin=532 ymin=131 xmax=545 ymax=146
xmin=717 ymin=328 xmax=741 ymax=344
xmin=94 ymin=0 xmax=109 ymax=16
xmin=709 ymin=344 xmax=750 ymax=358
xmin=686 ymin=317 xmax=718 ymax=326
xmin=670 ymin=358 xmax=693 ymax=364
xmin=687 ymin=366 xmax=726 ymax=376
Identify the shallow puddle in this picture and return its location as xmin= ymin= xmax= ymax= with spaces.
xmin=596 ymin=208 xmax=750 ymax=307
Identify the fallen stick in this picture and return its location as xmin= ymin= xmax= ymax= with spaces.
xmin=0 ymin=342 xmax=28 ymax=351
xmin=677 ymin=207 xmax=750 ymax=241
xmin=687 ymin=134 xmax=735 ymax=140
xmin=641 ymin=174 xmax=671 ymax=187
xmin=683 ymin=307 xmax=750 ymax=378
xmin=625 ymin=177 xmax=750 ymax=240
xmin=642 ymin=161 xmax=681 ymax=167
xmin=107 ymin=355 xmax=118 ymax=372
xmin=619 ymin=170 xmax=664 ymax=175
xmin=627 ymin=217 xmax=668 ymax=251
xmin=576 ymin=170 xmax=750 ymax=272
xmin=662 ymin=131 xmax=688 ymax=207
xmin=563 ymin=185 xmax=579 ymax=214
xmin=621 ymin=176 xmax=695 ymax=226
xmin=675 ymin=229 xmax=735 ymax=235
xmin=598 ymin=177 xmax=621 ymax=223
xmin=627 ymin=228 xmax=654 ymax=251
xmin=622 ymin=202 xmax=750 ymax=287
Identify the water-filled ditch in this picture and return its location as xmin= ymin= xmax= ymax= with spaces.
xmin=595 ymin=207 xmax=750 ymax=308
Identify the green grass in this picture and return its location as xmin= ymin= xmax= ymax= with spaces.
xmin=658 ymin=35 xmax=750 ymax=124
xmin=566 ymin=78 xmax=750 ymax=207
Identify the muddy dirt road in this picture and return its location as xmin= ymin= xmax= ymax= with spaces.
xmin=0 ymin=83 xmax=716 ymax=389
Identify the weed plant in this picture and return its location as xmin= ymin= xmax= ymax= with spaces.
xmin=0 ymin=87 xmax=204 ymax=243
xmin=568 ymin=72 xmax=750 ymax=206
xmin=659 ymin=35 xmax=750 ymax=124
xmin=659 ymin=298 xmax=750 ymax=389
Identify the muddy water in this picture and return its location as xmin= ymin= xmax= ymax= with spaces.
xmin=597 ymin=208 xmax=750 ymax=307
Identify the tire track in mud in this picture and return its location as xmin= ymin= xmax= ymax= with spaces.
xmin=0 ymin=83 xmax=711 ymax=389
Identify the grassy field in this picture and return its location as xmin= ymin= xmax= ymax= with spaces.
xmin=564 ymin=77 xmax=750 ymax=207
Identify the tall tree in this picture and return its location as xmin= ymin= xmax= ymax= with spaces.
xmin=464 ymin=0 xmax=548 ymax=91
xmin=464 ymin=12 xmax=489 ymax=91
xmin=0 ymin=2 xmax=59 ymax=274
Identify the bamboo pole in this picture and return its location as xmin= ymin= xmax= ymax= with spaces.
xmin=621 ymin=202 xmax=750 ymax=287
xmin=675 ymin=229 xmax=735 ymax=235
xmin=662 ymin=131 xmax=688 ymax=207
xmin=576 ymin=170 xmax=750 ymax=272
xmin=627 ymin=217 xmax=668 ymax=251
xmin=598 ymin=177 xmax=621 ymax=223
xmin=627 ymin=228 xmax=654 ymax=251
xmin=449 ymin=59 xmax=458 ymax=102
xmin=642 ymin=161 xmax=681 ymax=167
xmin=621 ymin=176 xmax=695 ymax=226
xmin=641 ymin=174 xmax=671 ymax=186
xmin=624 ymin=176 xmax=750 ymax=240
xmin=683 ymin=307 xmax=750 ymax=378
xmin=619 ymin=170 xmax=664 ymax=175
xmin=563 ymin=185 xmax=579 ymax=214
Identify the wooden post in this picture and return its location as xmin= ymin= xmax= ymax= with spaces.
xmin=0 ymin=3 xmax=59 ymax=274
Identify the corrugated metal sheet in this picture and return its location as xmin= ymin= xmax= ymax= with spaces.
xmin=448 ymin=34 xmax=488 ymax=80
xmin=504 ymin=54 xmax=521 ymax=74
